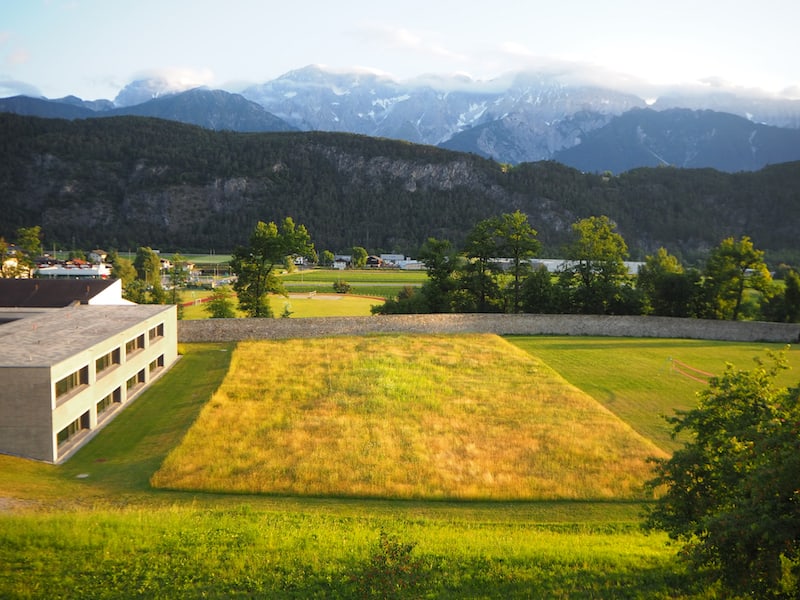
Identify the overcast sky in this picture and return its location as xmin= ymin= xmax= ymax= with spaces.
xmin=2 ymin=0 xmax=798 ymax=101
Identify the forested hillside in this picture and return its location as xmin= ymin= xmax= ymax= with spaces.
xmin=1 ymin=113 xmax=798 ymax=264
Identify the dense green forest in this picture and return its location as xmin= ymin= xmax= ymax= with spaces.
xmin=1 ymin=113 xmax=799 ymax=265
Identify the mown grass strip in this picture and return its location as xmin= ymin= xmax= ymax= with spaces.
xmin=508 ymin=336 xmax=800 ymax=452
xmin=180 ymin=292 xmax=383 ymax=319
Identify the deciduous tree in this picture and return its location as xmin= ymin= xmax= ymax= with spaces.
xmin=703 ymin=236 xmax=773 ymax=320
xmin=638 ymin=247 xmax=702 ymax=317
xmin=133 ymin=246 xmax=161 ymax=286
xmin=16 ymin=226 xmax=43 ymax=260
xmin=560 ymin=216 xmax=630 ymax=314
xmin=0 ymin=237 xmax=22 ymax=278
xmin=108 ymin=250 xmax=137 ymax=287
xmin=645 ymin=351 xmax=800 ymax=597
xmin=495 ymin=210 xmax=540 ymax=313
xmin=320 ymin=250 xmax=335 ymax=268
xmin=417 ymin=237 xmax=458 ymax=313
xmin=462 ymin=217 xmax=503 ymax=312
xmin=351 ymin=246 xmax=368 ymax=268
xmin=231 ymin=218 xmax=315 ymax=318
xmin=204 ymin=285 xmax=237 ymax=318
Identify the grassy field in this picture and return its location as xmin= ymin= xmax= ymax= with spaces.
xmin=181 ymin=292 xmax=383 ymax=319
xmin=282 ymin=268 xmax=426 ymax=299
xmin=152 ymin=335 xmax=665 ymax=500
xmin=2 ymin=334 xmax=792 ymax=598
xmin=282 ymin=269 xmax=427 ymax=284
xmin=508 ymin=336 xmax=800 ymax=452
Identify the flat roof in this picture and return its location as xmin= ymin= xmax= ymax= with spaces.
xmin=0 ymin=304 xmax=174 ymax=368
xmin=0 ymin=279 xmax=118 ymax=307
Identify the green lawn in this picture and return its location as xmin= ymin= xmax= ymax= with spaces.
xmin=508 ymin=336 xmax=800 ymax=452
xmin=281 ymin=268 xmax=426 ymax=299
xmin=1 ymin=335 xmax=779 ymax=598
xmin=281 ymin=268 xmax=427 ymax=284
xmin=181 ymin=292 xmax=383 ymax=319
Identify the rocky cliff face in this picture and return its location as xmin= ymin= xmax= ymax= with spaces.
xmin=3 ymin=114 xmax=799 ymax=261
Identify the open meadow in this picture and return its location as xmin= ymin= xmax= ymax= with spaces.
xmin=2 ymin=334 xmax=798 ymax=598
xmin=181 ymin=292 xmax=383 ymax=319
xmin=152 ymin=335 xmax=666 ymax=500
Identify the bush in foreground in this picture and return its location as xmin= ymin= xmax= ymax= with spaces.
xmin=645 ymin=350 xmax=800 ymax=598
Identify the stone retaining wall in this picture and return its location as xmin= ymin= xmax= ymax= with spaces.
xmin=179 ymin=314 xmax=800 ymax=344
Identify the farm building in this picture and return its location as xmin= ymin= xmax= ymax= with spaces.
xmin=0 ymin=279 xmax=178 ymax=463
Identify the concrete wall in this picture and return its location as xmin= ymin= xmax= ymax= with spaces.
xmin=179 ymin=314 xmax=800 ymax=344
xmin=0 ymin=366 xmax=54 ymax=462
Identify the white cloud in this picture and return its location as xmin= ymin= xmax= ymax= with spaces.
xmin=352 ymin=23 xmax=467 ymax=69
xmin=129 ymin=66 xmax=215 ymax=91
xmin=780 ymin=85 xmax=800 ymax=100
xmin=111 ymin=67 xmax=217 ymax=105
xmin=0 ymin=78 xmax=42 ymax=97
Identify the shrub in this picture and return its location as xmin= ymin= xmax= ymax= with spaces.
xmin=352 ymin=531 xmax=433 ymax=598
xmin=333 ymin=280 xmax=351 ymax=294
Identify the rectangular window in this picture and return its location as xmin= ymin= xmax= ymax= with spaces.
xmin=55 ymin=366 xmax=88 ymax=399
xmin=96 ymin=388 xmax=121 ymax=418
xmin=95 ymin=348 xmax=120 ymax=376
xmin=57 ymin=412 xmax=89 ymax=448
xmin=96 ymin=394 xmax=112 ymax=416
xmin=148 ymin=323 xmax=164 ymax=341
xmin=126 ymin=369 xmax=146 ymax=391
xmin=125 ymin=334 xmax=145 ymax=357
xmin=149 ymin=354 xmax=165 ymax=374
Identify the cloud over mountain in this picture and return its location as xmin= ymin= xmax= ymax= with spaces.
xmin=114 ymin=67 xmax=215 ymax=106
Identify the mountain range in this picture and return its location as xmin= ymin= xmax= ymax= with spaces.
xmin=2 ymin=113 xmax=799 ymax=263
xmin=2 ymin=64 xmax=800 ymax=172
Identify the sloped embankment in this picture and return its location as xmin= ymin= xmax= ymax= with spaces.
xmin=153 ymin=334 xmax=666 ymax=500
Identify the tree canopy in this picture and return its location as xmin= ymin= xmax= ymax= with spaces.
xmin=703 ymin=236 xmax=774 ymax=320
xmin=560 ymin=216 xmax=632 ymax=314
xmin=231 ymin=218 xmax=315 ymax=318
xmin=645 ymin=352 xmax=800 ymax=597
xmin=375 ymin=213 xmax=798 ymax=323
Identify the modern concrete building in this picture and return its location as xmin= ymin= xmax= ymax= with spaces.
xmin=0 ymin=280 xmax=179 ymax=463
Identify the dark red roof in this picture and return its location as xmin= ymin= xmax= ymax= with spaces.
xmin=0 ymin=279 xmax=116 ymax=307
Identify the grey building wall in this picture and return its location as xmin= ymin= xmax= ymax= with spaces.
xmin=0 ymin=366 xmax=53 ymax=462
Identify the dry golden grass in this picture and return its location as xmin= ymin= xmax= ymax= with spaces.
xmin=152 ymin=334 xmax=667 ymax=500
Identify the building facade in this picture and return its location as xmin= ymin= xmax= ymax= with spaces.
xmin=0 ymin=304 xmax=178 ymax=463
